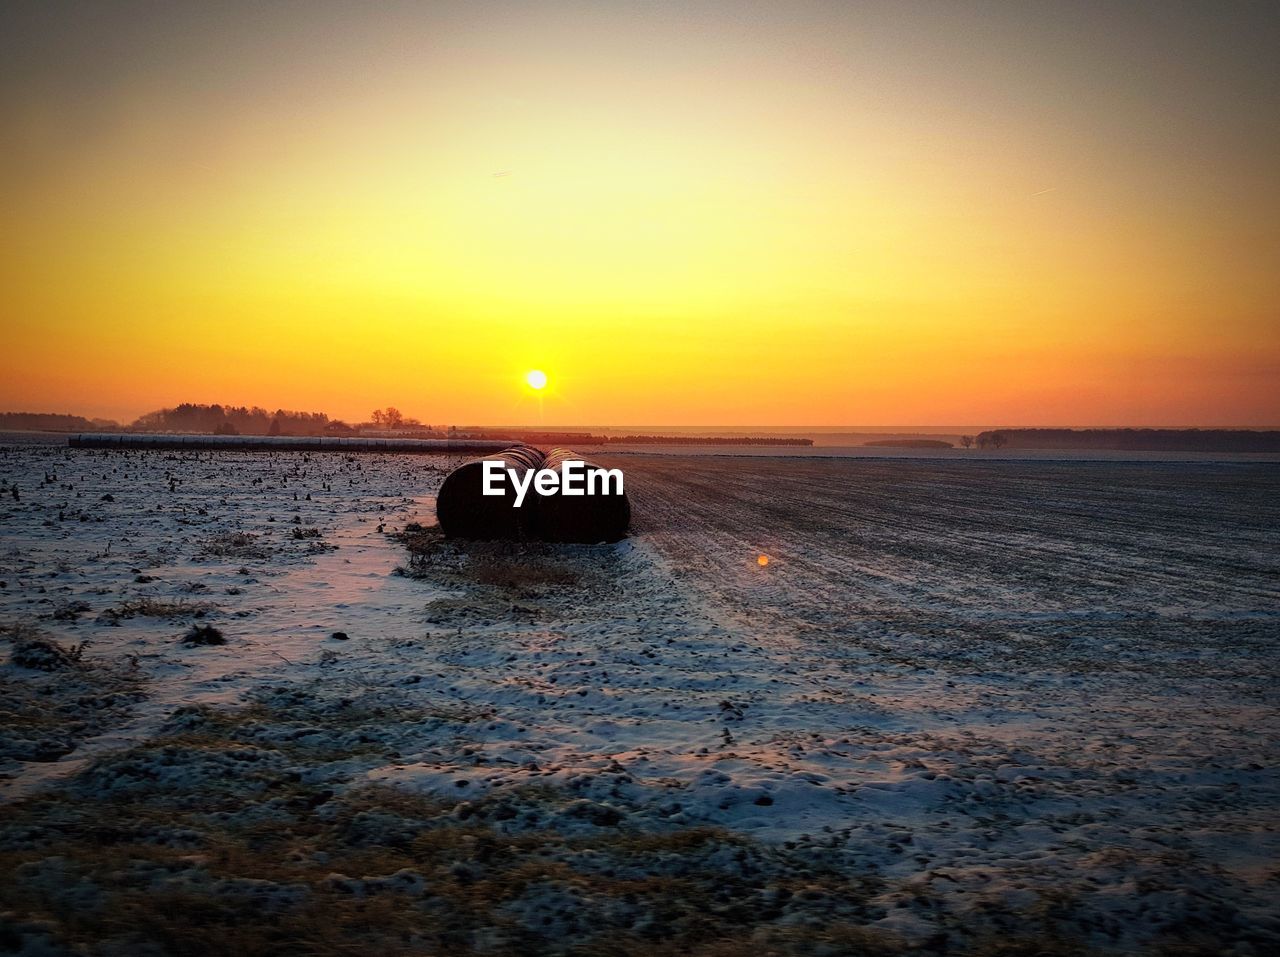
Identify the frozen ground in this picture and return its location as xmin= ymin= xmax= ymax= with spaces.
xmin=0 ymin=442 xmax=1277 ymax=955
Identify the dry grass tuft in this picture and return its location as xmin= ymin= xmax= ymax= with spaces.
xmin=468 ymin=558 xmax=580 ymax=590
xmin=200 ymin=531 xmax=272 ymax=559
xmin=1 ymin=622 xmax=144 ymax=766
xmin=394 ymin=524 xmax=584 ymax=596
xmin=3 ymin=623 xmax=86 ymax=671
xmin=98 ymin=597 xmax=215 ymax=624
xmin=181 ymin=624 xmax=226 ymax=646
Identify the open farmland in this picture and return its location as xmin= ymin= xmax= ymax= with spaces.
xmin=0 ymin=441 xmax=1277 ymax=955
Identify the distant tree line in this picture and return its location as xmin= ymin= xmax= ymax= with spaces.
xmin=129 ymin=404 xmax=334 ymax=436
xmin=124 ymin=404 xmax=451 ymax=436
xmin=0 ymin=412 xmax=120 ymax=432
xmin=972 ymin=429 xmax=1280 ymax=452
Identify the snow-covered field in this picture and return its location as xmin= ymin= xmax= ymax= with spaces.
xmin=1 ymin=439 xmax=1277 ymax=955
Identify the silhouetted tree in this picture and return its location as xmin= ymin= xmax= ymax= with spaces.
xmin=991 ymin=431 xmax=1008 ymax=449
xmin=959 ymin=435 xmax=974 ymax=448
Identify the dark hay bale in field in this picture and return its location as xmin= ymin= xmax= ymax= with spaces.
xmin=436 ymin=446 xmax=630 ymax=543
xmin=436 ymin=445 xmax=545 ymax=540
xmin=534 ymin=448 xmax=630 ymax=544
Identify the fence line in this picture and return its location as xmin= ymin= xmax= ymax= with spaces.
xmin=68 ymin=433 xmax=517 ymax=454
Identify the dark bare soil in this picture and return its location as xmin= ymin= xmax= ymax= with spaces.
xmin=1 ymin=447 xmax=1277 ymax=956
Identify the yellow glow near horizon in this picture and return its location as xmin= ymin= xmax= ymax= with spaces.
xmin=526 ymin=370 xmax=548 ymax=391
xmin=0 ymin=3 xmax=1276 ymax=426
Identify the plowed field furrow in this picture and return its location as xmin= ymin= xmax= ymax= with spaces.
xmin=608 ymin=455 xmax=1280 ymax=678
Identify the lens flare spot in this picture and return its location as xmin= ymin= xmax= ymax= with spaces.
xmin=757 ymin=554 xmax=769 ymax=566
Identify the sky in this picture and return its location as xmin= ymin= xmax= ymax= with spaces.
xmin=1 ymin=0 xmax=1278 ymax=427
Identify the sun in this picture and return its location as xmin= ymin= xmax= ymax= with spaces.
xmin=525 ymin=369 xmax=548 ymax=390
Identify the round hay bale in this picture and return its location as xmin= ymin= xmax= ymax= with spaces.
xmin=534 ymin=448 xmax=630 ymax=544
xmin=436 ymin=445 xmax=545 ymax=540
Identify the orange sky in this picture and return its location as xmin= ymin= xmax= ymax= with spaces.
xmin=2 ymin=1 xmax=1278 ymax=426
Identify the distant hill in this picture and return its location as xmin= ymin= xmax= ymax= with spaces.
xmin=0 ymin=412 xmax=120 ymax=432
xmin=864 ymin=439 xmax=953 ymax=449
xmin=975 ymin=428 xmax=1280 ymax=452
